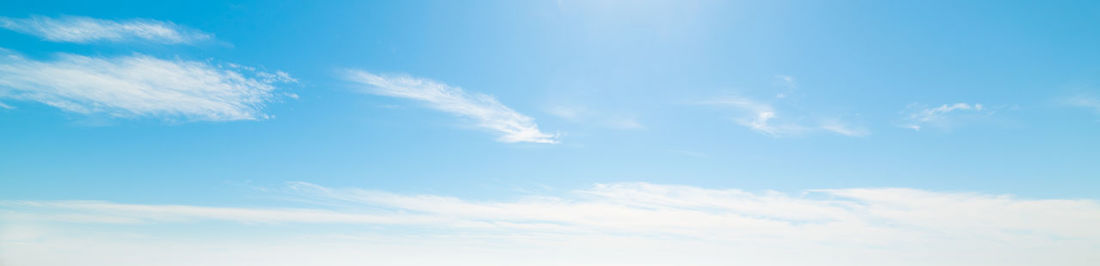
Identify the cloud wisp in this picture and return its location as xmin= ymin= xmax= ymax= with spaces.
xmin=342 ymin=70 xmax=558 ymax=143
xmin=0 ymin=49 xmax=295 ymax=121
xmin=704 ymin=96 xmax=868 ymax=137
xmin=546 ymin=105 xmax=644 ymax=130
xmin=702 ymin=75 xmax=868 ymax=137
xmin=1063 ymin=94 xmax=1100 ymax=114
xmin=901 ymin=102 xmax=989 ymax=131
xmin=0 ymin=15 xmax=212 ymax=44
xmin=2 ymin=182 xmax=1099 ymax=266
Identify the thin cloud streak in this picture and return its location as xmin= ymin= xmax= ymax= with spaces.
xmin=902 ymin=102 xmax=988 ymax=130
xmin=0 ymin=49 xmax=295 ymax=121
xmin=1063 ymin=94 xmax=1100 ymax=113
xmin=820 ymin=119 xmax=870 ymax=137
xmin=546 ymin=105 xmax=644 ymax=130
xmin=0 ymin=15 xmax=212 ymax=44
xmin=704 ymin=96 xmax=866 ymax=137
xmin=342 ymin=70 xmax=558 ymax=143
xmin=704 ymin=96 xmax=798 ymax=136
xmin=702 ymin=75 xmax=868 ymax=137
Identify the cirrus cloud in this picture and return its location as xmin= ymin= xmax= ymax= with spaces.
xmin=703 ymin=96 xmax=868 ymax=137
xmin=342 ymin=70 xmax=558 ymax=143
xmin=0 ymin=49 xmax=295 ymax=121
xmin=901 ymin=102 xmax=990 ymax=131
xmin=0 ymin=15 xmax=212 ymax=44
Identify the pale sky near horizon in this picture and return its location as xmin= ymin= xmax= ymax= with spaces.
xmin=2 ymin=1 xmax=1100 ymax=265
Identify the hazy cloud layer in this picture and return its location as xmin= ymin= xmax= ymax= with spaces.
xmin=2 ymin=182 xmax=1098 ymax=266
xmin=0 ymin=50 xmax=295 ymax=121
xmin=0 ymin=15 xmax=211 ymax=44
xmin=343 ymin=70 xmax=558 ymax=143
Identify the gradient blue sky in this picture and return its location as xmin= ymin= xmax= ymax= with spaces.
xmin=2 ymin=1 xmax=1100 ymax=265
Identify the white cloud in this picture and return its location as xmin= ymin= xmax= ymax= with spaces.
xmin=820 ymin=119 xmax=870 ymax=137
xmin=669 ymin=149 xmax=708 ymax=158
xmin=705 ymin=96 xmax=799 ymax=136
xmin=547 ymin=105 xmax=644 ymax=130
xmin=773 ymin=74 xmax=796 ymax=98
xmin=546 ymin=105 xmax=585 ymax=120
xmin=704 ymin=96 xmax=865 ymax=137
xmin=902 ymin=102 xmax=988 ymax=131
xmin=0 ymin=15 xmax=211 ymax=44
xmin=342 ymin=70 xmax=558 ymax=143
xmin=774 ymin=75 xmax=796 ymax=88
xmin=1063 ymin=94 xmax=1100 ymax=114
xmin=703 ymin=75 xmax=867 ymax=137
xmin=2 ymin=182 xmax=1099 ymax=266
xmin=605 ymin=117 xmax=644 ymax=129
xmin=0 ymin=49 xmax=295 ymax=121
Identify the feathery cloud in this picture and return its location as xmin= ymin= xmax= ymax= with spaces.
xmin=902 ymin=102 xmax=989 ymax=130
xmin=0 ymin=15 xmax=211 ymax=44
xmin=546 ymin=105 xmax=644 ymax=130
xmin=704 ymin=96 xmax=866 ymax=137
xmin=772 ymin=74 xmax=796 ymax=98
xmin=703 ymin=75 xmax=867 ymax=137
xmin=342 ymin=70 xmax=557 ymax=143
xmin=820 ymin=119 xmax=870 ymax=137
xmin=0 ymin=49 xmax=295 ymax=121
xmin=2 ymin=182 xmax=1098 ymax=266
xmin=704 ymin=96 xmax=800 ymax=136
xmin=1063 ymin=94 xmax=1100 ymax=114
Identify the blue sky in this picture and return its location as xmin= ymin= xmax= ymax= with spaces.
xmin=2 ymin=1 xmax=1100 ymax=265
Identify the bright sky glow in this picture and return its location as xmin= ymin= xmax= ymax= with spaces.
xmin=2 ymin=1 xmax=1100 ymax=265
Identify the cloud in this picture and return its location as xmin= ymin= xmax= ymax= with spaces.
xmin=704 ymin=96 xmax=799 ymax=135
xmin=546 ymin=105 xmax=585 ymax=120
xmin=820 ymin=119 xmax=870 ymax=137
xmin=0 ymin=49 xmax=295 ymax=121
xmin=772 ymin=74 xmax=796 ymax=98
xmin=0 ymin=15 xmax=211 ymax=44
xmin=342 ymin=70 xmax=557 ymax=143
xmin=704 ymin=96 xmax=865 ymax=137
xmin=605 ymin=117 xmax=644 ymax=129
xmin=1063 ymin=94 xmax=1100 ymax=114
xmin=547 ymin=105 xmax=644 ymax=130
xmin=902 ymin=102 xmax=989 ymax=130
xmin=2 ymin=182 xmax=1099 ymax=266
xmin=702 ymin=75 xmax=867 ymax=137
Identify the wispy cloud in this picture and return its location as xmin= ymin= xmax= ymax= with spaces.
xmin=704 ymin=96 xmax=866 ymax=137
xmin=0 ymin=49 xmax=295 ymax=121
xmin=342 ymin=70 xmax=558 ymax=143
xmin=705 ymin=96 xmax=800 ymax=136
xmin=772 ymin=74 xmax=796 ymax=98
xmin=820 ymin=119 xmax=870 ymax=137
xmin=1063 ymin=94 xmax=1100 ymax=114
xmin=546 ymin=105 xmax=644 ymax=130
xmin=902 ymin=102 xmax=989 ymax=130
xmin=0 ymin=15 xmax=211 ymax=44
xmin=2 ymin=182 xmax=1098 ymax=266
xmin=702 ymin=75 xmax=867 ymax=137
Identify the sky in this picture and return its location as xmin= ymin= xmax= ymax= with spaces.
xmin=1 ymin=0 xmax=1099 ymax=265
